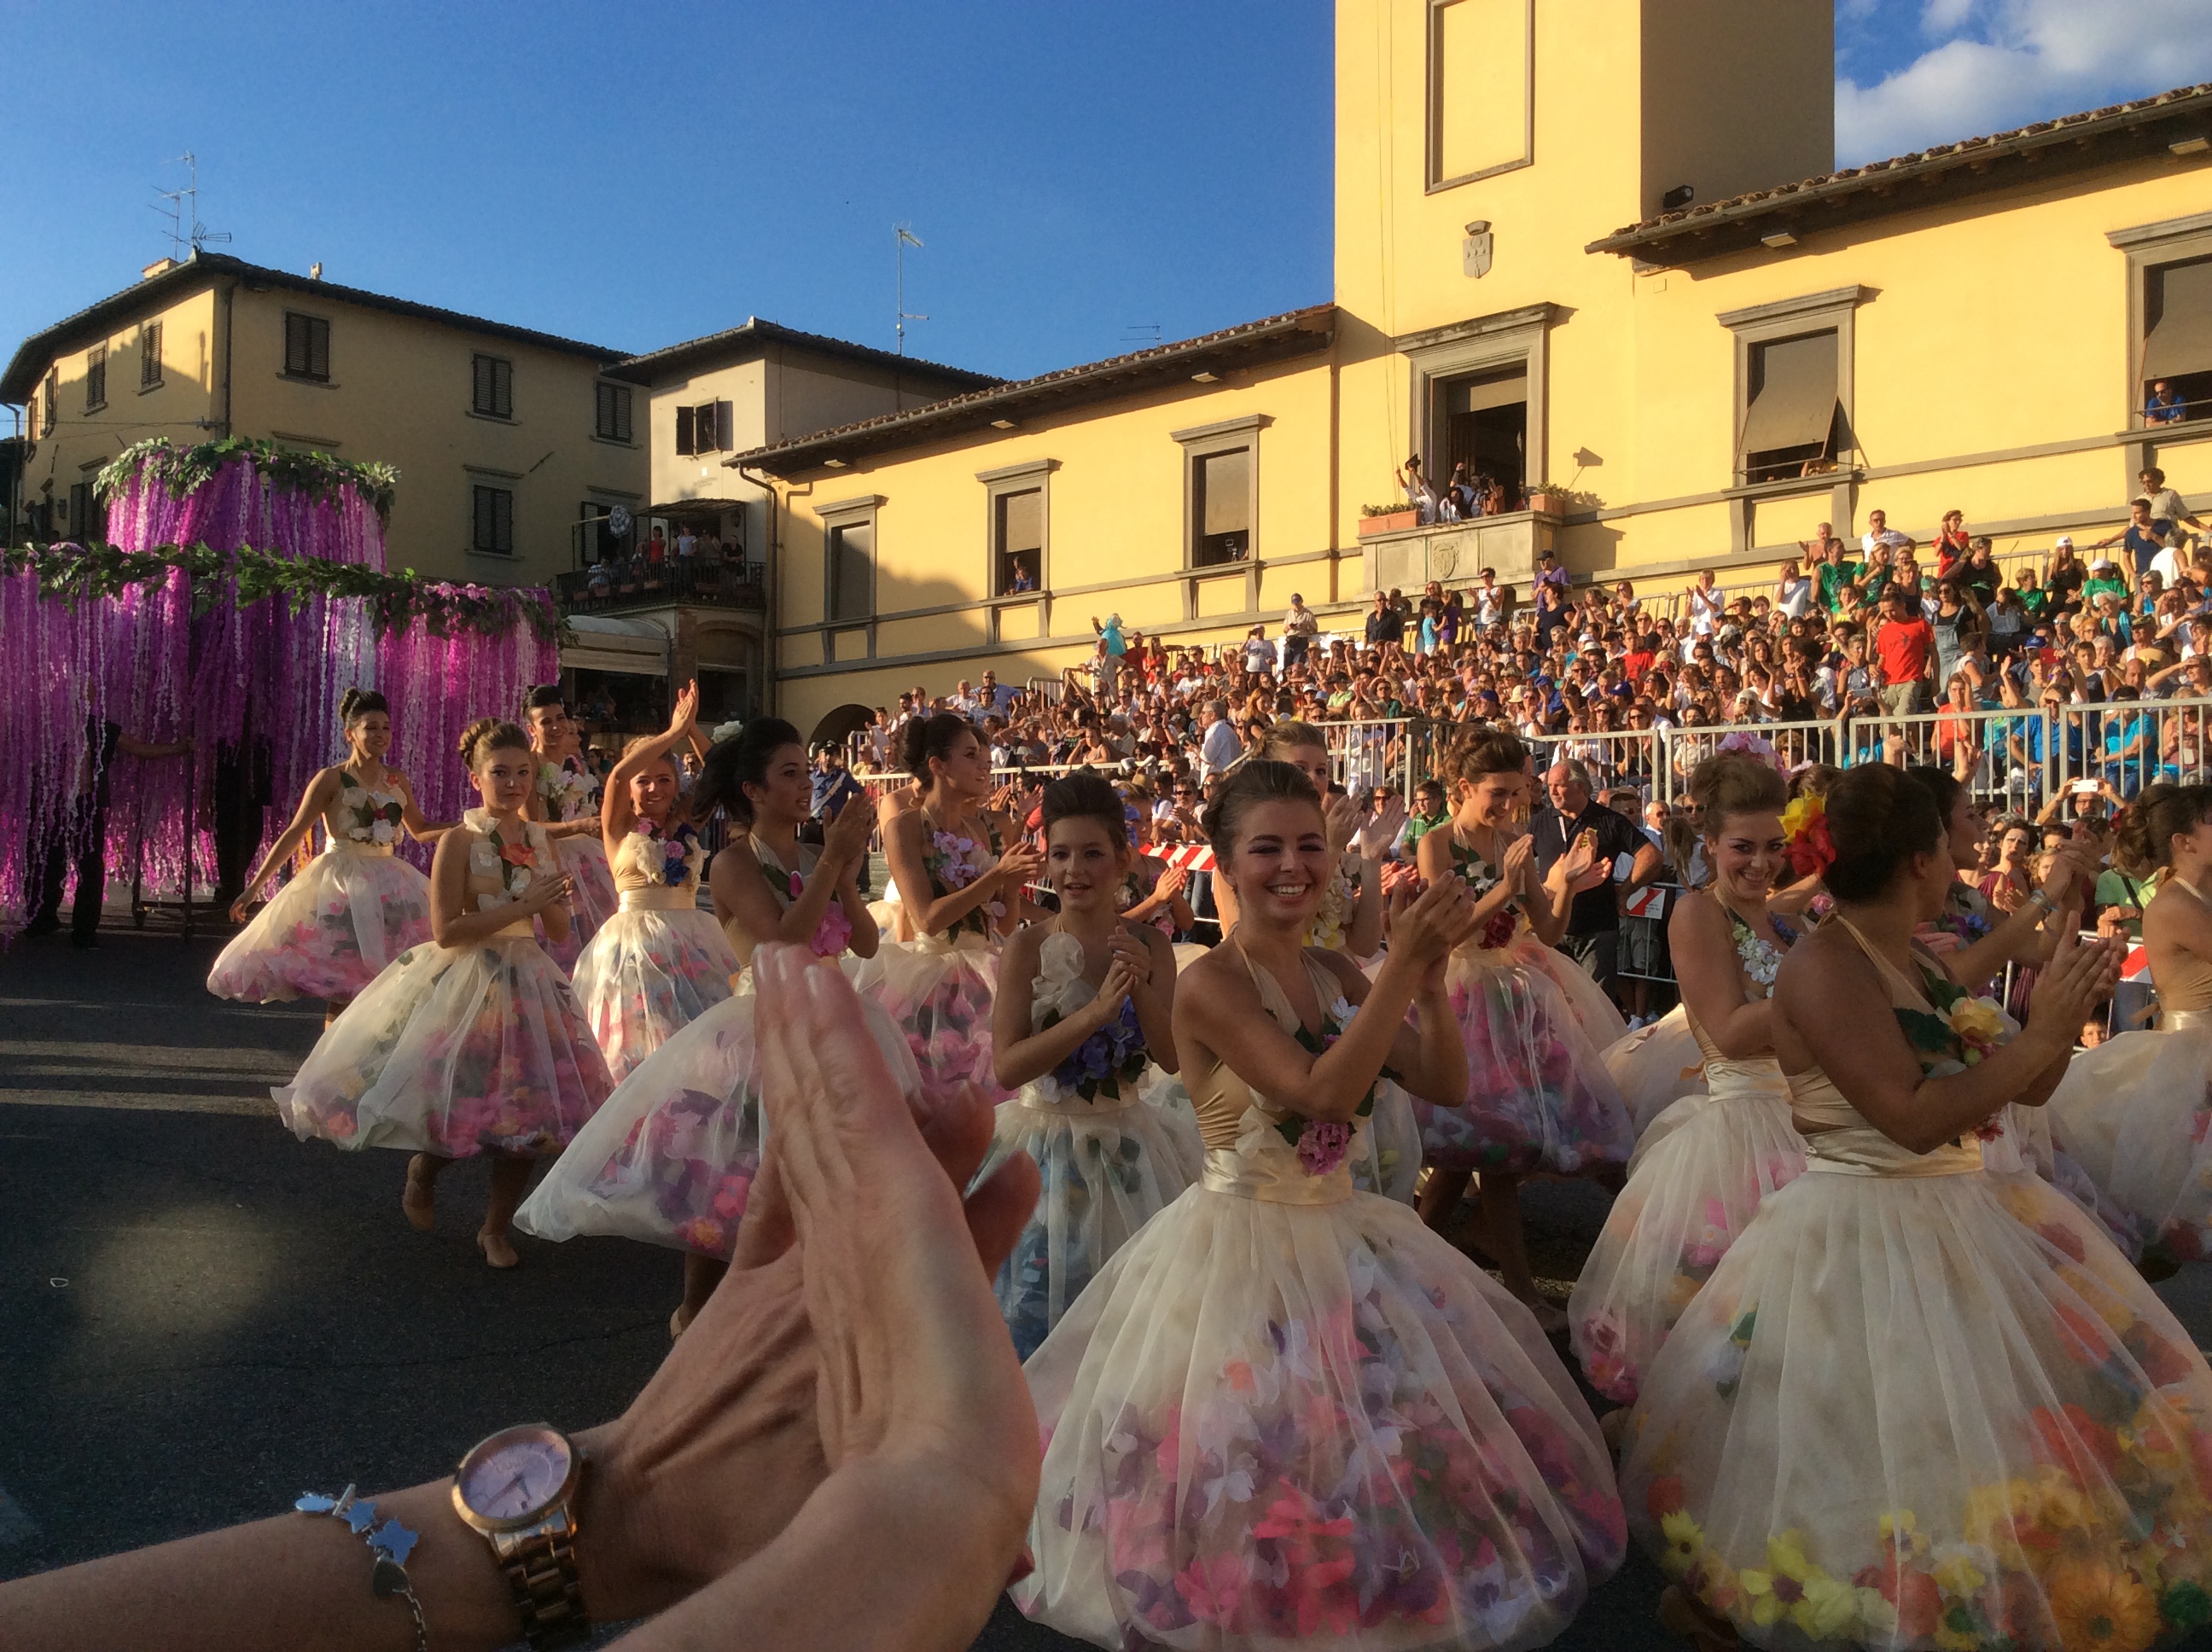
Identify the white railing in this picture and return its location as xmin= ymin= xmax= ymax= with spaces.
xmin=1658 ymin=720 xmax=1846 ymax=797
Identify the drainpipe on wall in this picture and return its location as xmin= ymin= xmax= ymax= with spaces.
xmin=736 ymin=462 xmax=781 ymax=718
xmin=219 ymin=280 xmax=237 ymax=437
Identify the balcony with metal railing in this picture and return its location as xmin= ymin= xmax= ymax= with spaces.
xmin=555 ymin=556 xmax=766 ymax=615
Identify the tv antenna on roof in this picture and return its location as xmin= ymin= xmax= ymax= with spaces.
xmin=1121 ymin=323 xmax=1164 ymax=347
xmin=895 ymin=224 xmax=927 ymax=355
xmin=150 ymin=152 xmax=231 ymax=263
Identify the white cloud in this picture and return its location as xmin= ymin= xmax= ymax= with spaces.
xmin=1837 ymin=0 xmax=2212 ymax=165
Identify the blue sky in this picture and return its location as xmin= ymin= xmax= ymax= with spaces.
xmin=3 ymin=0 xmax=2209 ymax=394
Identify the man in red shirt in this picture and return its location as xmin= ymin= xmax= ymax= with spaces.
xmin=1873 ymin=588 xmax=1934 ymax=718
xmin=1619 ymin=631 xmax=1656 ymax=683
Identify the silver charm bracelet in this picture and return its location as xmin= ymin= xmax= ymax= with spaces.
xmin=296 ymin=1485 xmax=427 ymax=1652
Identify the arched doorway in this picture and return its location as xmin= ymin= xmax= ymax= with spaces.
xmin=808 ymin=702 xmax=875 ymax=751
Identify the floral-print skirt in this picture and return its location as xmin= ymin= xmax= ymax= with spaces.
xmin=571 ymin=906 xmax=738 ymax=1083
xmin=2045 ymin=1023 xmax=2212 ymax=1266
xmin=986 ymin=1077 xmax=1203 ymax=1361
xmin=1604 ymin=1004 xmax=1710 ymax=1140
xmin=1016 ymin=1181 xmax=1626 ymax=1649
xmin=1619 ymin=1162 xmax=2212 ymax=1651
xmin=1415 ymin=942 xmax=1637 ymax=1177
xmin=539 ymin=836 xmax=617 ymax=970
xmin=207 ymin=848 xmax=430 ymax=1003
xmin=843 ymin=934 xmax=1009 ymax=1108
xmin=273 ymin=934 xmax=610 ymax=1156
xmin=516 ymin=974 xmax=920 ymax=1258
xmin=1567 ymin=1062 xmax=1806 ymax=1405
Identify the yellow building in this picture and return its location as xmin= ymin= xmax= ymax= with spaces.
xmin=736 ymin=1 xmax=2212 ymax=739
xmin=2 ymin=251 xmax=647 ymax=587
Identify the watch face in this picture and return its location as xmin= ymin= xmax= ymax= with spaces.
xmin=457 ymin=1425 xmax=573 ymax=1525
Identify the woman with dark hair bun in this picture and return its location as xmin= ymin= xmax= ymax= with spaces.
xmin=1569 ymin=747 xmax=1802 ymax=1405
xmin=1015 ymin=759 xmax=1627 ymax=1649
xmin=1613 ymin=765 xmax=2212 ymax=1652
xmin=847 ymin=712 xmax=1042 ymax=1107
xmin=2047 ymin=780 xmax=2212 ymax=1265
xmin=520 ymin=686 xmax=616 ymax=968
xmin=208 ymin=687 xmax=441 ymax=1018
xmin=521 ymin=715 xmax=894 ymax=1335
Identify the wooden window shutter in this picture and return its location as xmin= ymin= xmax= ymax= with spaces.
xmin=474 ymin=486 xmax=493 ymax=549
xmin=494 ymin=488 xmax=513 ymax=552
xmin=676 ymin=404 xmax=696 ymax=455
xmin=309 ymin=317 xmax=329 ymax=381
xmin=474 ymin=355 xmax=493 ymax=413
xmin=615 ymin=386 xmax=633 ymax=441
xmin=716 ymin=399 xmax=734 ymax=451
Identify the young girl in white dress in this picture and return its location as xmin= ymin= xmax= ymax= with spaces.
xmin=274 ymin=718 xmax=612 ymax=1267
xmin=1412 ymin=728 xmax=1638 ymax=1329
xmin=517 ymin=718 xmax=891 ymax=1333
xmin=1616 ymin=766 xmax=2212 ymax=1652
xmin=987 ymin=771 xmax=1202 ymax=1360
xmin=2048 ymin=781 xmax=2212 ymax=1266
xmin=208 ymin=689 xmax=439 ymax=1018
xmin=1016 ymin=760 xmax=1625 ymax=1651
xmin=1568 ymin=752 xmax=1804 ymax=1406
xmin=569 ymin=681 xmax=740 ymax=1082
xmin=1208 ymin=720 xmax=1423 ymax=1202
xmin=521 ymin=685 xmax=615 ymax=969
xmin=847 ymin=712 xmax=1041 ymax=1108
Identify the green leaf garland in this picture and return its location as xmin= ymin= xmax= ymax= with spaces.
xmin=96 ymin=436 xmax=399 ymax=521
xmin=2 ymin=539 xmax=564 ymax=644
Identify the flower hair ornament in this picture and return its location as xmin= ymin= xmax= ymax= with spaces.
xmin=1716 ymin=730 xmax=1790 ymax=779
xmin=1780 ymin=793 xmax=1835 ymax=880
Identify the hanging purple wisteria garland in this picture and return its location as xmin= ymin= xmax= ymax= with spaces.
xmin=1 ymin=440 xmax=558 ymax=925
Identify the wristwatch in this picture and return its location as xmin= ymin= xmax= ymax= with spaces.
xmin=451 ymin=1423 xmax=591 ymax=1649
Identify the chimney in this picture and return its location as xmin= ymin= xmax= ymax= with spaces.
xmin=142 ymin=257 xmax=178 ymax=281
xmin=310 ymin=262 xmax=323 ymax=280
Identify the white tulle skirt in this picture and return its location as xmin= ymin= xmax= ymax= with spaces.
xmin=1015 ymin=1176 xmax=1627 ymax=1650
xmin=515 ymin=977 xmax=920 ymax=1258
xmin=571 ymin=905 xmax=739 ymax=1082
xmin=540 ymin=836 xmax=617 ymax=969
xmin=987 ymin=1076 xmax=1204 ymax=1360
xmin=1604 ymin=1006 xmax=1710 ymax=1139
xmin=273 ymin=934 xmax=612 ymax=1156
xmin=207 ymin=848 xmax=431 ymax=1003
xmin=844 ymin=934 xmax=1008 ymax=1108
xmin=1567 ymin=1061 xmax=1807 ymax=1405
xmin=2046 ymin=1022 xmax=2212 ymax=1264
xmin=1619 ymin=1160 xmax=2212 ymax=1651
xmin=1413 ymin=939 xmax=1637 ymax=1177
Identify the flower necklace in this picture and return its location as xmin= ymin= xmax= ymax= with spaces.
xmin=1450 ymin=824 xmax=1521 ymax=950
xmin=636 ymin=815 xmax=699 ymax=887
xmin=922 ymin=805 xmax=1006 ymax=938
xmin=340 ymin=765 xmax=404 ymax=846
xmin=477 ymin=813 xmax=539 ymax=905
xmin=754 ymin=836 xmax=852 ymax=957
xmin=1034 ymin=929 xmax=1149 ymax=1101
xmin=1719 ymin=899 xmax=1795 ymax=999
xmin=538 ymin=755 xmax=598 ymax=822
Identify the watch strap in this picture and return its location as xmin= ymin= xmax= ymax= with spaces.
xmin=495 ymin=1519 xmax=590 ymax=1649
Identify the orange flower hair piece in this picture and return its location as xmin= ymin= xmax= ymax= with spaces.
xmin=1780 ymin=793 xmax=1834 ymax=881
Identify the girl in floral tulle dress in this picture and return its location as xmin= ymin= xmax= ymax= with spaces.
xmin=1016 ymin=760 xmax=1625 ymax=1651
xmin=208 ymin=689 xmax=441 ymax=1021
xmin=1616 ymin=763 xmax=2212 ymax=1652
xmin=987 ymin=771 xmax=1201 ymax=1360
xmin=1412 ymin=728 xmax=1637 ymax=1330
xmin=2048 ymin=782 xmax=2212 ymax=1269
xmin=275 ymin=719 xmax=612 ymax=1268
xmin=1208 ymin=720 xmax=1422 ymax=1203
xmin=518 ymin=717 xmax=888 ymax=1333
xmin=1569 ymin=751 xmax=1804 ymax=1408
xmin=521 ymin=685 xmax=616 ymax=969
xmin=847 ymin=712 xmax=1041 ymax=1108
xmin=569 ymin=682 xmax=739 ymax=1083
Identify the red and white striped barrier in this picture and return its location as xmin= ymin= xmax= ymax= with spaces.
xmin=1160 ymin=843 xmax=1218 ymax=874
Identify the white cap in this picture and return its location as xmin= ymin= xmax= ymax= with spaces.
xmin=2055 ymin=534 xmax=2075 ymax=549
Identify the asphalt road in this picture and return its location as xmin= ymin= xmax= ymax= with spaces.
xmin=10 ymin=926 xmax=2212 ymax=1650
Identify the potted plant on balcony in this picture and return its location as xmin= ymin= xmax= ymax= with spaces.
xmin=1524 ymin=484 xmax=1571 ymax=517
xmin=1357 ymin=502 xmax=1420 ymax=536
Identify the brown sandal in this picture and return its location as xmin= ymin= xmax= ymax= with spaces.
xmin=401 ymin=1157 xmax=436 ymax=1231
xmin=477 ymin=1230 xmax=519 ymax=1270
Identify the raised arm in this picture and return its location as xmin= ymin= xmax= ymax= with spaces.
xmin=229 ymin=766 xmax=344 ymax=922
xmin=602 ymin=682 xmax=699 ymax=846
xmin=388 ymin=771 xmax=449 ymax=845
